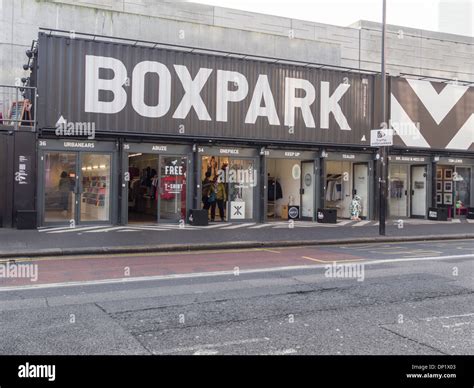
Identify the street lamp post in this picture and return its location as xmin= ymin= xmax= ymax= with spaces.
xmin=378 ymin=0 xmax=388 ymax=236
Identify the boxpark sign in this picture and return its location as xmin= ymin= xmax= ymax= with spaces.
xmin=37 ymin=34 xmax=373 ymax=146
xmin=37 ymin=33 xmax=473 ymax=151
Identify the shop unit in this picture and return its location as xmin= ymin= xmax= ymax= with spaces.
xmin=197 ymin=146 xmax=260 ymax=222
xmin=37 ymin=139 xmax=119 ymax=226
xmin=120 ymin=142 xmax=193 ymax=225
xmin=387 ymin=155 xmax=431 ymax=219
xmin=433 ymin=156 xmax=474 ymax=218
xmin=262 ymin=149 xmax=319 ymax=221
xmin=320 ymin=151 xmax=375 ymax=220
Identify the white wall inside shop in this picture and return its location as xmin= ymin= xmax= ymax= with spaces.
xmin=1 ymin=0 xmax=472 ymax=95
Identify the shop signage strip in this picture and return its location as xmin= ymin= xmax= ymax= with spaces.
xmin=38 ymin=139 xmax=117 ymax=152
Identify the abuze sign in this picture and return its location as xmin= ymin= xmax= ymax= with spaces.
xmin=37 ymin=34 xmax=373 ymax=145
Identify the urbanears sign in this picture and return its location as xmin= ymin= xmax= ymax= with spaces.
xmin=37 ymin=34 xmax=373 ymax=145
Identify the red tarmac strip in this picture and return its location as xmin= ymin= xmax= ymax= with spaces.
xmin=0 ymin=246 xmax=362 ymax=287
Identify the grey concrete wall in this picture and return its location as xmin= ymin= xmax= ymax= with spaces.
xmin=0 ymin=0 xmax=473 ymax=95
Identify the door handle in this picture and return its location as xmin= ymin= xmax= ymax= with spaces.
xmin=405 ymin=190 xmax=407 ymax=196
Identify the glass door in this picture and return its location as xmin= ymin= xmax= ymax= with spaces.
xmin=80 ymin=153 xmax=111 ymax=222
xmin=159 ymin=155 xmax=187 ymax=222
xmin=454 ymin=166 xmax=471 ymax=208
xmin=410 ymin=165 xmax=426 ymax=218
xmin=43 ymin=152 xmax=77 ymax=223
xmin=388 ymin=164 xmax=408 ymax=218
xmin=301 ymin=161 xmax=314 ymax=219
xmin=353 ymin=163 xmax=369 ymax=218
xmin=227 ymin=159 xmax=257 ymax=220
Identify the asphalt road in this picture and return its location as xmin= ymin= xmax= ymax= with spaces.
xmin=0 ymin=240 xmax=473 ymax=355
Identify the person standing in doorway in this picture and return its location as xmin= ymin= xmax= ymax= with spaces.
xmin=202 ymin=171 xmax=215 ymax=215
xmin=215 ymin=175 xmax=227 ymax=221
xmin=58 ymin=171 xmax=72 ymax=216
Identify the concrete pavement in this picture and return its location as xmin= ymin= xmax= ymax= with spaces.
xmin=0 ymin=218 xmax=473 ymax=258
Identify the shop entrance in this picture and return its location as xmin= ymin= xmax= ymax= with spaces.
xmin=388 ymin=164 xmax=409 ymax=218
xmin=41 ymin=151 xmax=112 ymax=225
xmin=266 ymin=158 xmax=315 ymax=220
xmin=324 ymin=160 xmax=369 ymax=219
xmin=200 ymin=155 xmax=256 ymax=221
xmin=436 ymin=164 xmax=471 ymax=217
xmin=127 ymin=153 xmax=187 ymax=223
xmin=410 ymin=165 xmax=427 ymax=218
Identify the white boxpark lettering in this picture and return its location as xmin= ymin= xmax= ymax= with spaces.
xmin=85 ymin=55 xmax=127 ymax=114
xmin=216 ymin=70 xmax=249 ymax=122
xmin=173 ymin=65 xmax=213 ymax=120
xmin=284 ymin=77 xmax=316 ymax=128
xmin=245 ymin=74 xmax=280 ymax=125
xmin=84 ymin=55 xmax=352 ymax=131
xmin=132 ymin=61 xmax=171 ymax=118
xmin=320 ymin=82 xmax=351 ymax=130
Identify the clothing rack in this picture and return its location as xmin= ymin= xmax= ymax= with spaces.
xmin=325 ymin=174 xmax=343 ymax=202
xmin=267 ymin=176 xmax=282 ymax=218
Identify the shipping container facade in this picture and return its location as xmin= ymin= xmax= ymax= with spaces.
xmin=12 ymin=30 xmax=470 ymax=229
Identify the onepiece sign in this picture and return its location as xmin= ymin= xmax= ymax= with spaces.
xmin=37 ymin=34 xmax=373 ymax=145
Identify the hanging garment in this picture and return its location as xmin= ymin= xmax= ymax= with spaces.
xmin=268 ymin=179 xmax=283 ymax=201
xmin=333 ymin=182 xmax=342 ymax=201
xmin=326 ymin=180 xmax=335 ymax=201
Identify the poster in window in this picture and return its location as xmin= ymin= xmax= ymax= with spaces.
xmin=443 ymin=181 xmax=452 ymax=192
xmin=444 ymin=169 xmax=453 ymax=180
xmin=436 ymin=181 xmax=442 ymax=192
xmin=436 ymin=193 xmax=442 ymax=204
xmin=443 ymin=193 xmax=453 ymax=205
xmin=436 ymin=169 xmax=442 ymax=179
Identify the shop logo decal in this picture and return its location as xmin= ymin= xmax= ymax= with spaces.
xmin=391 ymin=79 xmax=473 ymax=150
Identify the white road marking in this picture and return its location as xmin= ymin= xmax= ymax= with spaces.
xmin=47 ymin=226 xmax=110 ymax=234
xmin=199 ymin=223 xmax=232 ymax=229
xmin=336 ymin=220 xmax=353 ymax=226
xmin=423 ymin=313 xmax=474 ymax=321
xmin=249 ymin=223 xmax=281 ymax=229
xmin=83 ymin=227 xmax=126 ymax=233
xmin=153 ymin=338 xmax=270 ymax=355
xmin=221 ymin=223 xmax=256 ymax=229
xmin=193 ymin=349 xmax=219 ymax=355
xmin=125 ymin=226 xmax=172 ymax=232
xmin=0 ymin=253 xmax=472 ymax=292
xmin=266 ymin=348 xmax=297 ymax=355
xmin=351 ymin=220 xmax=372 ymax=227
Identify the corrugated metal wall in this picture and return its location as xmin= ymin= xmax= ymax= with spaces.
xmin=37 ymin=33 xmax=374 ymax=147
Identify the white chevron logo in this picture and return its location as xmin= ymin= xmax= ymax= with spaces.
xmin=392 ymin=79 xmax=473 ymax=150
xmin=406 ymin=79 xmax=468 ymax=125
